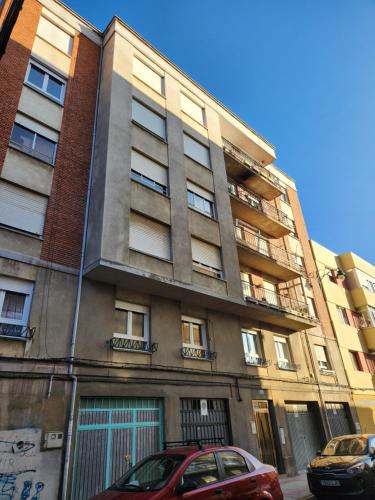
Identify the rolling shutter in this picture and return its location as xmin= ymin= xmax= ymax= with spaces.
xmin=133 ymin=58 xmax=163 ymax=94
xmin=0 ymin=182 xmax=48 ymax=235
xmin=129 ymin=212 xmax=170 ymax=260
xmin=37 ymin=17 xmax=73 ymax=55
xmin=186 ymin=181 xmax=213 ymax=202
xmin=132 ymin=100 xmax=166 ymax=139
xmin=183 ymin=134 xmax=210 ymax=168
xmin=191 ymin=238 xmax=221 ymax=270
xmin=131 ymin=150 xmax=168 ymax=186
xmin=181 ymin=94 xmax=204 ymax=125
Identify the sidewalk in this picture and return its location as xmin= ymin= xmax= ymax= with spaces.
xmin=279 ymin=472 xmax=314 ymax=500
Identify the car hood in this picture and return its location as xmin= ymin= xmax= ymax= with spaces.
xmin=91 ymin=489 xmax=167 ymax=499
xmin=310 ymin=455 xmax=365 ymax=469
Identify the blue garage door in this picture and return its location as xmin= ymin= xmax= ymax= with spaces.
xmin=72 ymin=398 xmax=163 ymax=500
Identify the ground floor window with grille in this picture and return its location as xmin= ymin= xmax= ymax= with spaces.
xmin=274 ymin=336 xmax=293 ymax=370
xmin=0 ymin=276 xmax=33 ymax=339
xmin=181 ymin=316 xmax=210 ymax=359
xmin=112 ymin=300 xmax=151 ymax=352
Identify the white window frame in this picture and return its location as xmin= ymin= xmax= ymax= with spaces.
xmin=25 ymin=60 xmax=66 ymax=104
xmin=314 ymin=344 xmax=330 ymax=370
xmin=337 ymin=306 xmax=350 ymax=325
xmin=0 ymin=276 xmax=33 ymax=333
xmin=274 ymin=336 xmax=291 ymax=369
xmin=181 ymin=315 xmax=207 ymax=350
xmin=242 ymin=329 xmax=262 ymax=364
xmin=10 ymin=122 xmax=57 ymax=165
xmin=114 ymin=300 xmax=149 ymax=342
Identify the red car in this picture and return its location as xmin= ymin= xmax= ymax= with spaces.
xmin=92 ymin=442 xmax=283 ymax=499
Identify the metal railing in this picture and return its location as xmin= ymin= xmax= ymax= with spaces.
xmin=276 ymin=360 xmax=299 ymax=371
xmin=222 ymin=138 xmax=283 ymax=191
xmin=110 ymin=337 xmax=158 ymax=353
xmin=0 ymin=324 xmax=35 ymax=340
xmin=241 ymin=281 xmax=313 ymax=319
xmin=235 ymin=222 xmax=305 ymax=274
xmin=228 ymin=179 xmax=294 ymax=230
xmin=244 ymin=354 xmax=271 ymax=367
xmin=181 ymin=346 xmax=217 ymax=360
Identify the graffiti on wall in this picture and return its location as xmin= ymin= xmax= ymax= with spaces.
xmin=0 ymin=429 xmax=50 ymax=500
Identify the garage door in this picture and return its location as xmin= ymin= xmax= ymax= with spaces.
xmin=72 ymin=398 xmax=163 ymax=500
xmin=181 ymin=399 xmax=231 ymax=445
xmin=326 ymin=403 xmax=351 ymax=437
xmin=286 ymin=403 xmax=322 ymax=471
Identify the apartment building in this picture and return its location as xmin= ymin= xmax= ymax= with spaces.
xmin=0 ymin=0 xmax=360 ymax=498
xmin=310 ymin=242 xmax=375 ymax=433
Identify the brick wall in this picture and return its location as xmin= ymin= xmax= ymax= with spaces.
xmin=0 ymin=0 xmax=41 ymax=173
xmin=287 ymin=187 xmax=336 ymax=338
xmin=40 ymin=32 xmax=100 ymax=269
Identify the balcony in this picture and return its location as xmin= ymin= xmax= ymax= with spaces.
xmin=351 ymin=287 xmax=375 ymax=309
xmin=241 ymin=281 xmax=315 ymax=323
xmin=235 ymin=223 xmax=305 ymax=281
xmin=180 ymin=346 xmax=217 ymax=360
xmin=223 ymin=138 xmax=283 ymax=200
xmin=244 ymin=354 xmax=271 ymax=367
xmin=0 ymin=324 xmax=35 ymax=341
xmin=228 ymin=179 xmax=293 ymax=238
xmin=109 ymin=337 xmax=158 ymax=353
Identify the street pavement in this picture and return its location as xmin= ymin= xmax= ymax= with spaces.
xmin=279 ymin=472 xmax=315 ymax=500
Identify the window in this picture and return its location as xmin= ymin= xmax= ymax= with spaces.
xmin=187 ymin=181 xmax=215 ymax=218
xmin=130 ymin=150 xmax=168 ymax=195
xmin=242 ymin=329 xmax=261 ymax=365
xmin=0 ymin=276 xmax=33 ymax=338
xmin=368 ymin=307 xmax=375 ymax=326
xmin=274 ymin=336 xmax=292 ymax=369
xmin=294 ymin=255 xmax=304 ymax=268
xmin=349 ymin=351 xmax=362 ymax=372
xmin=25 ymin=61 xmax=66 ymax=103
xmin=114 ymin=301 xmax=149 ymax=341
xmin=307 ymin=297 xmax=317 ymax=319
xmin=181 ymin=453 xmax=219 ymax=488
xmin=364 ymin=280 xmax=375 ymax=294
xmin=217 ymin=451 xmax=249 ymax=478
xmin=182 ymin=316 xmax=207 ymax=350
xmin=0 ymin=181 xmax=48 ymax=235
xmin=181 ymin=93 xmax=205 ymax=125
xmin=315 ymin=345 xmax=331 ymax=371
xmin=129 ymin=212 xmax=171 ymax=260
xmin=191 ymin=238 xmax=222 ymax=278
xmin=337 ymin=306 xmax=350 ymax=325
xmin=183 ymin=133 xmax=210 ymax=168
xmin=132 ymin=99 xmax=166 ymax=139
xmin=10 ymin=121 xmax=57 ymax=165
xmin=133 ymin=57 xmax=164 ymax=94
xmin=37 ymin=16 xmax=73 ymax=55
xmin=280 ymin=190 xmax=289 ymax=204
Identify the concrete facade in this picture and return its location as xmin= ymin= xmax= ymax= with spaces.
xmin=0 ymin=1 xmax=360 ymax=499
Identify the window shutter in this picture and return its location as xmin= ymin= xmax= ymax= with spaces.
xmin=181 ymin=94 xmax=204 ymax=125
xmin=37 ymin=17 xmax=73 ymax=55
xmin=15 ymin=113 xmax=59 ymax=142
xmin=129 ymin=212 xmax=170 ymax=260
xmin=314 ymin=345 xmax=327 ymax=362
xmin=133 ymin=58 xmax=163 ymax=94
xmin=183 ymin=134 xmax=210 ymax=168
xmin=0 ymin=182 xmax=47 ymax=235
xmin=132 ymin=100 xmax=166 ymax=139
xmin=131 ymin=151 xmax=167 ymax=186
xmin=186 ymin=181 xmax=213 ymax=202
xmin=191 ymin=238 xmax=221 ymax=270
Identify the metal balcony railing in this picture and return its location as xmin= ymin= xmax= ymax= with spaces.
xmin=0 ymin=324 xmax=35 ymax=340
xmin=244 ymin=354 xmax=271 ymax=367
xmin=241 ymin=281 xmax=313 ymax=319
xmin=222 ymin=138 xmax=283 ymax=191
xmin=110 ymin=337 xmax=158 ymax=353
xmin=235 ymin=223 xmax=305 ymax=275
xmin=228 ymin=179 xmax=294 ymax=230
xmin=181 ymin=346 xmax=217 ymax=360
xmin=276 ymin=360 xmax=300 ymax=371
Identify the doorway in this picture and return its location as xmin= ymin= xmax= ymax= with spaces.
xmin=253 ymin=400 xmax=277 ymax=467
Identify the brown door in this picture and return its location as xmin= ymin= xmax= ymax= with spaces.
xmin=253 ymin=400 xmax=277 ymax=467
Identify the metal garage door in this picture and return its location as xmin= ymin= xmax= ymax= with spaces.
xmin=326 ymin=403 xmax=351 ymax=437
xmin=286 ymin=403 xmax=322 ymax=471
xmin=72 ymin=398 xmax=163 ymax=500
xmin=180 ymin=398 xmax=231 ymax=445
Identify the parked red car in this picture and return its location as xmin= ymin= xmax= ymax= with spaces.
xmin=92 ymin=442 xmax=283 ymax=499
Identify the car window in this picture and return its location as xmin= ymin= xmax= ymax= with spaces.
xmin=182 ymin=452 xmax=219 ymax=488
xmin=217 ymin=451 xmax=249 ymax=478
xmin=369 ymin=436 xmax=375 ymax=452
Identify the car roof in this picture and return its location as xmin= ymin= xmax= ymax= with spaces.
xmin=161 ymin=445 xmax=226 ymax=456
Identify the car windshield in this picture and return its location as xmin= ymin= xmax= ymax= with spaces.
xmin=110 ymin=454 xmax=185 ymax=492
xmin=322 ymin=437 xmax=368 ymax=457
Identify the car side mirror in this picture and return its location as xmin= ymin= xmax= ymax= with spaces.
xmin=175 ymin=479 xmax=197 ymax=496
xmin=316 ymin=450 xmax=321 ymax=456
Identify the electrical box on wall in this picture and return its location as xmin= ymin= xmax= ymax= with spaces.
xmin=44 ymin=431 xmax=64 ymax=449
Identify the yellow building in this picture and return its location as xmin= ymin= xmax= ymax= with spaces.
xmin=311 ymin=241 xmax=375 ymax=432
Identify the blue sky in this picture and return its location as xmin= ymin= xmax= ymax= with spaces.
xmin=65 ymin=0 xmax=375 ymax=262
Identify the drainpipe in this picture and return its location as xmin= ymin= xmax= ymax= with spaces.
xmin=61 ymin=40 xmax=103 ymax=500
